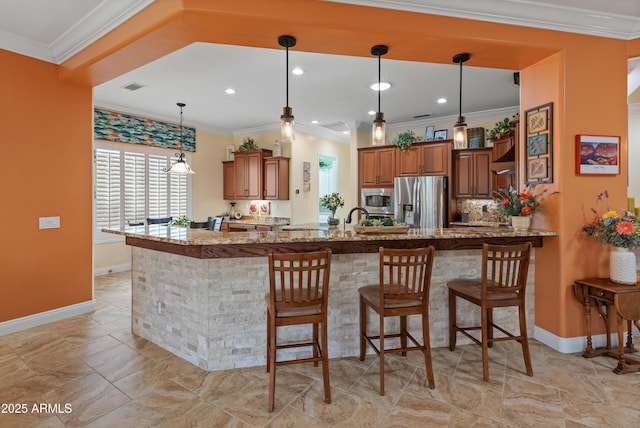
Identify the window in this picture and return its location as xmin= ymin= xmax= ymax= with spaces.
xmin=94 ymin=141 xmax=191 ymax=242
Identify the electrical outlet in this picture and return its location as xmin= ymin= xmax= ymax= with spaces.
xmin=39 ymin=216 xmax=60 ymax=229
xmin=157 ymin=301 xmax=163 ymax=315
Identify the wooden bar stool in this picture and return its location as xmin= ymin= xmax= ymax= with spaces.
xmin=358 ymin=246 xmax=436 ymax=395
xmin=266 ymin=249 xmax=332 ymax=413
xmin=448 ymin=242 xmax=533 ymax=381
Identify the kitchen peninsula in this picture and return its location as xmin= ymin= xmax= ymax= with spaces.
xmin=106 ymin=225 xmax=556 ymax=371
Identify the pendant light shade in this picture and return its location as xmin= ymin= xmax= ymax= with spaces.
xmin=371 ymin=44 xmax=388 ymax=146
xmin=452 ymin=53 xmax=470 ymax=149
xmin=165 ymin=102 xmax=195 ymax=174
xmin=279 ymin=35 xmax=296 ymax=142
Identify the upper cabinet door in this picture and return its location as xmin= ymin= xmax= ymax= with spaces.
xmin=396 ymin=146 xmax=421 ymax=176
xmin=421 ymin=142 xmax=451 ymax=175
xmin=223 ymin=161 xmax=235 ymax=200
xmin=359 ymin=146 xmax=396 ymax=188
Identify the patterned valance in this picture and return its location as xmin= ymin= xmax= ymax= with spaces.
xmin=94 ymin=109 xmax=196 ymax=152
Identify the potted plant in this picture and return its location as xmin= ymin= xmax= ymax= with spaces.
xmin=392 ymin=130 xmax=420 ymax=150
xmin=582 ymin=190 xmax=640 ymax=284
xmin=222 ymin=212 xmax=231 ymax=221
xmin=494 ymin=185 xmax=551 ymax=230
xmin=488 ymin=117 xmax=512 ymax=140
xmin=237 ymin=137 xmax=258 ymax=152
xmin=168 ymin=215 xmax=191 ymax=227
xmin=320 ymin=192 xmax=344 ymax=226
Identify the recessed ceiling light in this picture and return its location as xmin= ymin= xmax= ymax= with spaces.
xmin=368 ymin=110 xmax=376 ymax=115
xmin=225 ymin=88 xmax=235 ymax=94
xmin=437 ymin=97 xmax=447 ymax=104
xmin=312 ymin=120 xmax=319 ymax=124
xmin=370 ymin=82 xmax=391 ymax=91
xmin=343 ymin=131 xmax=349 ymax=134
xmin=292 ymin=68 xmax=304 ymax=75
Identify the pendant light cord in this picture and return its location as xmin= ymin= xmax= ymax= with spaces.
xmin=377 ymin=52 xmax=381 ymax=114
xmin=458 ymin=59 xmax=463 ymax=119
xmin=285 ymin=45 xmax=289 ymax=108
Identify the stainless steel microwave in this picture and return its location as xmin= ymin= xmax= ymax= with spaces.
xmin=361 ymin=188 xmax=394 ymax=216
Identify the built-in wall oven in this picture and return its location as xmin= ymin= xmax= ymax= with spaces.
xmin=361 ymin=188 xmax=394 ymax=217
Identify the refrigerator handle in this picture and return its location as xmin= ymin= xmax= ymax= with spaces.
xmin=414 ymin=177 xmax=421 ymax=227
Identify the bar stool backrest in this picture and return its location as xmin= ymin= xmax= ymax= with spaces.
xmin=482 ymin=242 xmax=532 ymax=298
xmin=380 ymin=246 xmax=435 ymax=305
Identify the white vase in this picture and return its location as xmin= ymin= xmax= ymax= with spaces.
xmin=610 ymin=247 xmax=637 ymax=285
xmin=511 ymin=216 xmax=531 ymax=231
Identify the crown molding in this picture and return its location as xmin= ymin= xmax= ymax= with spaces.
xmin=327 ymin=0 xmax=640 ymax=40
xmin=387 ymin=106 xmax=520 ymax=131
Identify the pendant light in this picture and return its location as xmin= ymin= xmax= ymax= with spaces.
xmin=278 ymin=35 xmax=296 ymax=142
xmin=165 ymin=102 xmax=195 ymax=174
xmin=452 ymin=53 xmax=470 ymax=149
xmin=371 ymin=44 xmax=388 ymax=146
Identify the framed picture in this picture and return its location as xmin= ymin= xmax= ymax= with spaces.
xmin=433 ymin=129 xmax=448 ymax=140
xmin=575 ymin=134 xmax=620 ymax=175
xmin=424 ymin=125 xmax=435 ymax=141
xmin=524 ymin=102 xmax=553 ymax=184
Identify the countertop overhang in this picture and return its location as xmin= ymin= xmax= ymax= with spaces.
xmin=104 ymin=225 xmax=557 ymax=259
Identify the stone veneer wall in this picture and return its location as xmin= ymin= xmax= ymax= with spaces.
xmin=131 ymin=247 xmax=535 ymax=371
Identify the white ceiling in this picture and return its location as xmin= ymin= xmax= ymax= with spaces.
xmin=2 ymin=0 xmax=639 ymax=140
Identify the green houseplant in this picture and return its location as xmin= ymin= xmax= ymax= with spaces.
xmin=488 ymin=117 xmax=512 ymax=139
xmin=237 ymin=137 xmax=258 ymax=152
xmin=392 ymin=130 xmax=420 ymax=149
xmin=168 ymin=215 xmax=191 ymax=227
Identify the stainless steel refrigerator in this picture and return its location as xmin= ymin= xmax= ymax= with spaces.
xmin=394 ymin=176 xmax=448 ymax=228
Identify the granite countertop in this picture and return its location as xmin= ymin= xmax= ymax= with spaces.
xmin=450 ymin=221 xmax=510 ymax=227
xmin=225 ymin=216 xmax=290 ymax=226
xmin=103 ymin=224 xmax=557 ymax=246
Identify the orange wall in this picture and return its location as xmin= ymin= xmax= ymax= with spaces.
xmin=0 ymin=50 xmax=93 ymax=322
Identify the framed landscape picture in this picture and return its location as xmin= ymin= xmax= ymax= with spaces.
xmin=424 ymin=125 xmax=435 ymax=141
xmin=575 ymin=134 xmax=620 ymax=175
xmin=524 ymin=102 xmax=553 ymax=184
xmin=434 ymin=129 xmax=448 ymax=140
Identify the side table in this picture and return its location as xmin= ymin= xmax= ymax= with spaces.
xmin=574 ymin=277 xmax=640 ymax=374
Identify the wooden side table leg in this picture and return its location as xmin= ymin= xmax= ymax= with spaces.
xmin=614 ymin=314 xmax=627 ymax=374
xmin=583 ymin=294 xmax=595 ymax=357
xmin=625 ymin=319 xmax=634 ymax=351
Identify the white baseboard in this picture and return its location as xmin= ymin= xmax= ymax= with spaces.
xmin=0 ymin=300 xmax=94 ymax=336
xmin=534 ymin=325 xmax=630 ymax=353
xmin=94 ymin=262 xmax=131 ymax=277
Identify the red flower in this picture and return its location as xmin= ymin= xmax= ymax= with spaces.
xmin=616 ymin=221 xmax=636 ymax=235
xmin=520 ymin=206 xmax=532 ymax=216
xmin=503 ymin=199 xmax=510 ymax=206
xmin=519 ymin=193 xmax=531 ymax=201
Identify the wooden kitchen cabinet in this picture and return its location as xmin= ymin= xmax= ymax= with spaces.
xmin=223 ymin=149 xmax=274 ymax=200
xmin=396 ymin=141 xmax=451 ymax=176
xmin=263 ymin=157 xmax=289 ymax=200
xmin=223 ymin=161 xmax=236 ymax=200
xmin=491 ymin=119 xmax=519 ymax=192
xmin=358 ymin=146 xmax=395 ymax=187
xmin=454 ymin=148 xmax=492 ymax=198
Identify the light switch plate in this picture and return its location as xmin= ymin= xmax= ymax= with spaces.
xmin=39 ymin=216 xmax=60 ymax=229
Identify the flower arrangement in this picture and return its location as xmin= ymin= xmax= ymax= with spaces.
xmin=582 ymin=190 xmax=640 ymax=249
xmin=320 ymin=192 xmax=344 ymax=218
xmin=494 ymin=185 xmax=550 ymax=217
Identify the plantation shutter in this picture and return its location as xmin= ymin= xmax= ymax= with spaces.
xmin=169 ymin=163 xmax=188 ymax=218
xmin=94 ymin=149 xmax=121 ymax=229
xmin=148 ymin=154 xmax=169 ymax=218
xmin=123 ymin=152 xmax=146 ymax=225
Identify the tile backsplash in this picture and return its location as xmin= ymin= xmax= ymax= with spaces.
xmin=457 ymin=199 xmax=504 ymax=222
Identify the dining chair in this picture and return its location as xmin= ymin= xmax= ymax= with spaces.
xmin=190 ymin=220 xmax=215 ymax=230
xmin=358 ymin=246 xmax=436 ymax=395
xmin=448 ymin=242 xmax=533 ymax=381
xmin=208 ymin=216 xmax=223 ymax=231
xmin=266 ymin=249 xmax=332 ymax=412
xmin=146 ymin=217 xmax=172 ymax=225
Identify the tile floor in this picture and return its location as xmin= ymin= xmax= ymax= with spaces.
xmin=1 ymin=271 xmax=640 ymax=427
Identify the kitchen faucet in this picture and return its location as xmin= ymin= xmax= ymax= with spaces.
xmin=345 ymin=207 xmax=370 ymax=224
